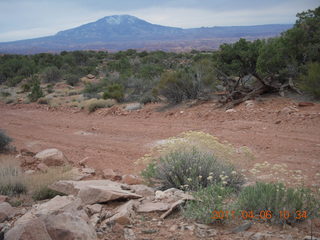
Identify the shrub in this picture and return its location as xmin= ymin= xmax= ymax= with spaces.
xmin=183 ymin=184 xmax=234 ymax=224
xmin=142 ymin=148 xmax=244 ymax=191
xmin=0 ymin=91 xmax=11 ymax=97
xmin=299 ymin=62 xmax=320 ymax=98
xmin=32 ymin=187 xmax=64 ymax=201
xmin=65 ymin=74 xmax=80 ymax=86
xmin=28 ymin=80 xmax=44 ymax=102
xmin=84 ymin=98 xmax=115 ymax=113
xmin=0 ymin=157 xmax=27 ymax=196
xmin=237 ymin=182 xmax=319 ymax=224
xmin=37 ymin=97 xmax=49 ymax=105
xmin=103 ymin=83 xmax=125 ymax=102
xmin=0 ymin=130 xmax=12 ymax=152
xmin=42 ymin=66 xmax=61 ymax=83
xmin=139 ymin=92 xmax=159 ymax=104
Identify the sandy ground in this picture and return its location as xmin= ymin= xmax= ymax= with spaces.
xmin=0 ymin=97 xmax=319 ymax=188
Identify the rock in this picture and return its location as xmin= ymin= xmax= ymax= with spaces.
xmin=125 ymin=103 xmax=142 ymax=111
xmin=43 ymin=211 xmax=97 ymax=240
xmin=303 ymin=236 xmax=320 ymax=240
xmin=122 ymin=175 xmax=142 ymax=185
xmin=81 ymin=168 xmax=95 ymax=175
xmin=275 ymin=120 xmax=281 ymax=124
xmin=36 ymin=163 xmax=49 ymax=173
xmin=231 ymin=221 xmax=252 ymax=233
xmin=137 ymin=201 xmax=171 ymax=213
xmin=85 ymin=204 xmax=102 ymax=215
xmin=15 ymin=195 xmax=82 ymax=225
xmin=103 ymin=200 xmax=135 ymax=225
xmin=4 ymin=218 xmax=52 ymax=240
xmin=128 ymin=185 xmax=154 ymax=197
xmin=280 ymin=106 xmax=298 ymax=115
xmin=124 ymin=228 xmax=136 ymax=240
xmin=298 ymin=102 xmax=314 ymax=107
xmin=0 ymin=203 xmax=14 ymax=223
xmin=250 ymin=232 xmax=273 ymax=240
xmin=79 ymin=157 xmax=89 ymax=167
xmin=20 ymin=149 xmax=35 ymax=157
xmin=49 ymin=180 xmax=142 ymax=205
xmin=160 ymin=199 xmax=185 ymax=219
xmin=24 ymin=170 xmax=35 ymax=175
xmin=169 ymin=225 xmax=178 ymax=232
xmin=35 ymin=148 xmax=68 ymax=167
xmin=155 ymin=188 xmax=194 ymax=202
xmin=195 ymin=227 xmax=217 ymax=238
xmin=244 ymin=100 xmax=255 ymax=108
xmin=102 ymin=169 xmax=122 ymax=181
xmin=226 ymin=109 xmax=236 ymax=113
xmin=89 ymin=213 xmax=100 ymax=227
xmin=0 ymin=196 xmax=8 ymax=204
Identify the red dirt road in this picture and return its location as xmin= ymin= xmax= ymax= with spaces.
xmin=0 ymin=97 xmax=319 ymax=187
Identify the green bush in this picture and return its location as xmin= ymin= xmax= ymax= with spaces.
xmin=0 ymin=182 xmax=27 ymax=196
xmin=42 ymin=66 xmax=61 ymax=83
xmin=32 ymin=187 xmax=63 ymax=201
xmin=103 ymin=83 xmax=124 ymax=102
xmin=0 ymin=130 xmax=12 ymax=152
xmin=299 ymin=62 xmax=320 ymax=98
xmin=142 ymin=148 xmax=244 ymax=191
xmin=65 ymin=74 xmax=80 ymax=86
xmin=28 ymin=80 xmax=44 ymax=102
xmin=237 ymin=182 xmax=319 ymax=224
xmin=183 ymin=184 xmax=234 ymax=224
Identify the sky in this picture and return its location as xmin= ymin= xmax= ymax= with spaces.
xmin=0 ymin=0 xmax=319 ymax=42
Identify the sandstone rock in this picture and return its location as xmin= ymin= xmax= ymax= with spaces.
xmin=35 ymin=148 xmax=68 ymax=167
xmin=20 ymin=149 xmax=35 ymax=157
xmin=102 ymin=169 xmax=122 ymax=181
xmin=122 ymin=175 xmax=142 ymax=185
xmin=155 ymin=188 xmax=194 ymax=202
xmin=304 ymin=236 xmax=320 ymax=240
xmin=137 ymin=201 xmax=171 ymax=213
xmin=89 ymin=213 xmax=100 ymax=227
xmin=4 ymin=218 xmax=52 ymax=240
xmin=81 ymin=168 xmax=95 ymax=175
xmin=85 ymin=204 xmax=102 ymax=215
xmin=49 ymin=180 xmax=142 ymax=205
xmin=195 ymin=227 xmax=217 ymax=238
xmin=226 ymin=109 xmax=236 ymax=113
xmin=43 ymin=211 xmax=97 ymax=240
xmin=15 ymin=195 xmax=81 ymax=225
xmin=160 ymin=199 xmax=185 ymax=219
xmin=37 ymin=163 xmax=49 ymax=173
xmin=0 ymin=196 xmax=8 ymax=204
xmin=125 ymin=103 xmax=142 ymax=111
xmin=129 ymin=185 xmax=154 ymax=197
xmin=0 ymin=203 xmax=14 ymax=223
xmin=103 ymin=200 xmax=135 ymax=225
xmin=24 ymin=170 xmax=35 ymax=175
xmin=231 ymin=221 xmax=252 ymax=233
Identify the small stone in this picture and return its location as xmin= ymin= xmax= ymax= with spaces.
xmin=124 ymin=228 xmax=136 ymax=240
xmin=24 ymin=170 xmax=35 ymax=175
xmin=37 ymin=163 xmax=49 ymax=172
xmin=169 ymin=225 xmax=178 ymax=232
xmin=303 ymin=236 xmax=320 ymax=240
xmin=298 ymin=102 xmax=314 ymax=107
xmin=141 ymin=229 xmax=157 ymax=234
xmin=0 ymin=196 xmax=8 ymax=204
xmin=82 ymin=167 xmax=95 ymax=175
xmin=231 ymin=222 xmax=252 ymax=233
xmin=102 ymin=169 xmax=122 ymax=181
xmin=85 ymin=204 xmax=102 ymax=215
xmin=226 ymin=109 xmax=236 ymax=113
xmin=275 ymin=120 xmax=281 ymax=124
xmin=122 ymin=175 xmax=142 ymax=185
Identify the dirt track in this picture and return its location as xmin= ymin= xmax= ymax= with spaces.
xmin=0 ymin=97 xmax=319 ymax=187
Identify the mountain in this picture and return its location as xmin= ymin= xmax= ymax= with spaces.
xmin=0 ymin=15 xmax=293 ymax=54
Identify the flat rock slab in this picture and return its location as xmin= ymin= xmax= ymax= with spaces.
xmin=137 ymin=201 xmax=171 ymax=213
xmin=50 ymin=180 xmax=142 ymax=204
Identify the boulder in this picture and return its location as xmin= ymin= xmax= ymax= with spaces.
xmin=35 ymin=149 xmax=68 ymax=166
xmin=81 ymin=168 xmax=95 ymax=175
xmin=102 ymin=169 xmax=122 ymax=181
xmin=85 ymin=204 xmax=102 ymax=215
xmin=49 ymin=180 xmax=142 ymax=205
xmin=125 ymin=103 xmax=142 ymax=111
xmin=4 ymin=218 xmax=52 ymax=240
xmin=121 ymin=175 xmax=142 ymax=185
xmin=15 ymin=195 xmax=81 ymax=225
xmin=155 ymin=188 xmax=194 ymax=202
xmin=0 ymin=203 xmax=14 ymax=223
xmin=43 ymin=211 xmax=97 ymax=240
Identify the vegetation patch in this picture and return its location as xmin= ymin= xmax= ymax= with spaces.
xmin=84 ymin=98 xmax=115 ymax=112
xmin=0 ymin=129 xmax=12 ymax=152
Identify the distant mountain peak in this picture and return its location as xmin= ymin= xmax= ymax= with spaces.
xmin=102 ymin=15 xmax=141 ymax=25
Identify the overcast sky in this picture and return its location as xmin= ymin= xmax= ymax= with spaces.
xmin=0 ymin=0 xmax=319 ymax=42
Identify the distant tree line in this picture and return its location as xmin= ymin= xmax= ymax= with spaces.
xmin=0 ymin=7 xmax=319 ymax=104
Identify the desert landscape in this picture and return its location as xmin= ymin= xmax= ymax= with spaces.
xmin=0 ymin=2 xmax=319 ymax=240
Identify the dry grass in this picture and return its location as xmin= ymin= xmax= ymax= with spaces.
xmin=136 ymin=131 xmax=254 ymax=168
